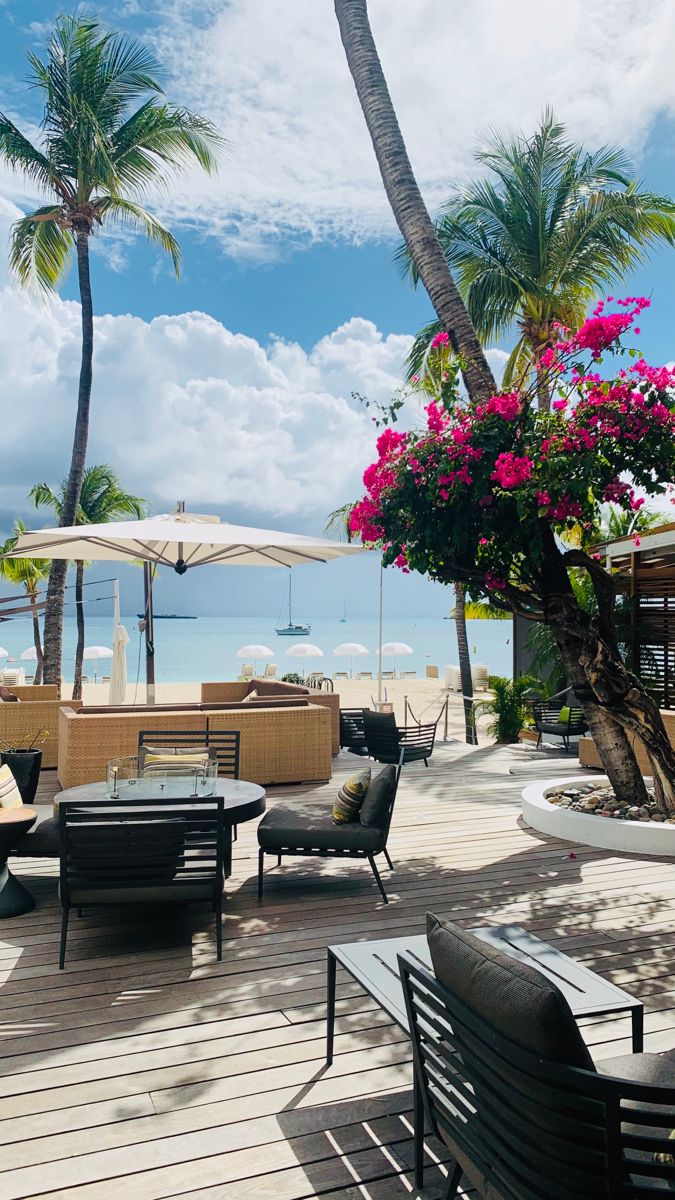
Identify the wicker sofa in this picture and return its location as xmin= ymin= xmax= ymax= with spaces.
xmin=0 ymin=685 xmax=81 ymax=769
xmin=579 ymin=708 xmax=675 ymax=774
xmin=201 ymin=679 xmax=341 ymax=755
xmin=58 ymin=696 xmax=332 ymax=788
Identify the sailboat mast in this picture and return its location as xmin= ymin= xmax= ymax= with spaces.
xmin=288 ymin=572 xmax=292 ymax=624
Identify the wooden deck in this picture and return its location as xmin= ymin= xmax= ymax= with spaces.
xmin=2 ymin=743 xmax=675 ymax=1199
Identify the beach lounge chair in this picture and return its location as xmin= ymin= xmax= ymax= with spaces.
xmin=333 ymin=671 xmax=348 ymax=681
xmin=240 ymin=663 xmax=254 ymax=681
xmin=471 ymin=663 xmax=490 ymax=691
xmin=402 ymin=915 xmax=675 ymax=1197
xmin=263 ymin=663 xmax=277 ymax=678
xmin=400 ymin=670 xmax=417 ymax=679
xmin=425 ymin=664 xmax=439 ymax=679
xmin=257 ymin=757 xmax=402 ymax=903
xmin=444 ymin=664 xmax=462 ymax=691
xmin=58 ymin=795 xmax=225 ymax=967
xmin=381 ymin=670 xmax=395 ymax=680
xmin=306 ymin=672 xmax=325 ymax=689
xmin=356 ymin=670 xmax=372 ymax=680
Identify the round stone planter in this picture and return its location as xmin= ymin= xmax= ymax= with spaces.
xmin=521 ymin=775 xmax=675 ymax=858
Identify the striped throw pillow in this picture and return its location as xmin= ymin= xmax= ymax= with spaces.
xmin=332 ymin=768 xmax=371 ymax=824
xmin=143 ymin=752 xmax=210 ymax=777
xmin=0 ymin=763 xmax=23 ymax=809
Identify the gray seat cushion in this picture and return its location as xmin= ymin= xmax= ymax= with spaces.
xmin=11 ymin=807 xmax=59 ymax=857
xmin=427 ymin=913 xmax=595 ymax=1071
xmin=360 ymin=764 xmax=397 ymax=828
xmin=599 ymin=1050 xmax=675 ymax=1085
xmin=257 ymin=799 xmax=384 ymax=853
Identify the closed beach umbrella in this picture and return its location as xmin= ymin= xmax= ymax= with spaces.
xmin=287 ymin=642 xmax=323 ymax=677
xmin=333 ymin=642 xmax=369 ymax=677
xmin=380 ymin=641 xmax=413 ymax=677
xmin=109 ymin=624 xmax=129 ymax=705
xmin=237 ymin=643 xmax=274 ymax=675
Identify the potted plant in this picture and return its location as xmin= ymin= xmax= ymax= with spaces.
xmin=0 ymin=728 xmax=48 ymax=803
xmin=474 ymin=676 xmax=540 ymax=744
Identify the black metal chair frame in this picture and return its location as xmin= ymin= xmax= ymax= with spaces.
xmin=137 ymin=726 xmax=241 ymax=778
xmin=339 ymin=707 xmax=368 ymax=755
xmin=58 ymin=795 xmax=225 ymax=969
xmin=399 ymin=952 xmax=675 ymax=1199
xmin=532 ymin=701 xmax=588 ymax=752
xmin=258 ymin=751 xmax=404 ymax=904
xmin=364 ymin=711 xmax=438 ymax=767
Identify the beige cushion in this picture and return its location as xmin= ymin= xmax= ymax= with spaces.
xmin=0 ymin=763 xmax=23 ymax=809
xmin=142 ymin=751 xmax=210 ymax=776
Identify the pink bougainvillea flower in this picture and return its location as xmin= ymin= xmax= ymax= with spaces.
xmin=431 ymin=331 xmax=449 ymax=349
xmin=491 ymin=452 xmax=534 ymax=489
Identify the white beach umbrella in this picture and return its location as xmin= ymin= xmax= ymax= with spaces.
xmin=83 ymin=645 xmax=113 ymax=683
xmin=333 ymin=642 xmax=369 ymax=677
xmin=109 ymin=624 xmax=129 ymax=705
xmin=5 ymin=505 xmax=363 ymax=702
xmin=237 ymin=643 xmax=274 ymax=675
xmin=20 ymin=646 xmax=38 ymax=661
xmin=0 ymin=647 xmax=9 ymax=659
xmin=287 ymin=642 xmax=323 ymax=677
xmin=380 ymin=641 xmax=413 ymax=677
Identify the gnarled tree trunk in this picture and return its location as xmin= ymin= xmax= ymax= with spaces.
xmin=334 ymin=0 xmax=497 ymax=405
xmin=42 ymin=227 xmax=93 ymax=690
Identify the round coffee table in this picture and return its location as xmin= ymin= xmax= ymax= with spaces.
xmin=0 ymin=807 xmax=37 ymax=918
xmin=54 ymin=780 xmax=266 ymax=878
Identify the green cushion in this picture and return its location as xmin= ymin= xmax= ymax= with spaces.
xmin=332 ymin=767 xmax=371 ymax=824
xmin=559 ymin=705 xmax=571 ymax=724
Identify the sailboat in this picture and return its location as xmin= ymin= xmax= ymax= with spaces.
xmin=275 ymin=573 xmax=311 ymax=637
xmin=340 ymin=599 xmax=347 ymax=623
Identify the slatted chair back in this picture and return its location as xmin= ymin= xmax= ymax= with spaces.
xmin=399 ymin=953 xmax=675 ymax=1199
xmin=58 ymin=796 xmax=225 ymax=966
xmin=138 ymin=728 xmax=240 ymax=778
xmin=363 ymin=710 xmax=437 ymax=766
xmin=339 ymin=707 xmax=367 ymax=754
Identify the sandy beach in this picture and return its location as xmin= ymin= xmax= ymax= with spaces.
xmin=64 ymin=676 xmax=490 ymax=741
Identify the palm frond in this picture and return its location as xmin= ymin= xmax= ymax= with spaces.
xmin=324 ymin=504 xmax=356 ymax=543
xmin=0 ymin=114 xmax=64 ymax=197
xmin=10 ymin=210 xmax=73 ymax=296
xmin=95 ymin=195 xmax=181 ymax=273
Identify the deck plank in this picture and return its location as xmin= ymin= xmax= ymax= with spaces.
xmin=2 ymin=743 xmax=675 ymax=1198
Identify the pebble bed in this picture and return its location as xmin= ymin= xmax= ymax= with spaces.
xmin=546 ymin=783 xmax=675 ymax=824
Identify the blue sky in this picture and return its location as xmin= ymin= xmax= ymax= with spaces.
xmin=1 ymin=0 xmax=675 ymax=619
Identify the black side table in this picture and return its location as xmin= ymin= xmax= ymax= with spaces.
xmin=0 ymin=807 xmax=37 ymax=918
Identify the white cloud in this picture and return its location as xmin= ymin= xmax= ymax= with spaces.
xmin=141 ymin=0 xmax=675 ymax=258
xmin=3 ymin=1 xmax=675 ymax=262
xmin=0 ymin=201 xmax=416 ymax=521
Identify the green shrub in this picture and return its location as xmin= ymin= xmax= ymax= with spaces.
xmin=474 ymin=675 xmax=540 ymax=743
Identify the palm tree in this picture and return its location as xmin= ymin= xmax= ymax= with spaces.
xmin=0 ymin=14 xmax=222 ymax=686
xmin=400 ymin=110 xmax=675 ymax=408
xmin=0 ymin=521 xmax=50 ymax=683
xmin=333 ymin=0 xmax=497 ymax=406
xmin=31 ymin=466 xmax=145 ymax=699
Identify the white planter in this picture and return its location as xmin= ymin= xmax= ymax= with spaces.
xmin=521 ymin=776 xmax=675 ymax=858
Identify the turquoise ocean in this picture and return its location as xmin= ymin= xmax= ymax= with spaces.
xmin=1 ymin=614 xmax=513 ymax=684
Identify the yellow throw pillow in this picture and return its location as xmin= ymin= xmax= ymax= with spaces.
xmin=332 ymin=768 xmax=371 ymax=824
xmin=0 ymin=763 xmax=23 ymax=809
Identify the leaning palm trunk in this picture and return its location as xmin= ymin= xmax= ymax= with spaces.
xmin=453 ymin=584 xmax=476 ymax=745
xmin=42 ymin=230 xmax=94 ymax=688
xmin=72 ymin=560 xmax=85 ymax=701
xmin=29 ymin=592 xmax=44 ymax=685
xmin=334 ymin=0 xmax=497 ymax=405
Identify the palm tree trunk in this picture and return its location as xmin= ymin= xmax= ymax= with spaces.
xmin=29 ymin=592 xmax=44 ymax=685
xmin=72 ymin=561 xmax=85 ymax=701
xmin=454 ymin=584 xmax=477 ymax=745
xmin=42 ymin=228 xmax=93 ymax=689
xmin=334 ymin=0 xmax=497 ymax=405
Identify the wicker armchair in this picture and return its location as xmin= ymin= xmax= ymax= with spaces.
xmin=401 ymin=916 xmax=675 ymax=1199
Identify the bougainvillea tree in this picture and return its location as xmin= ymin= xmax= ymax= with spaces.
xmin=351 ymin=299 xmax=675 ymax=808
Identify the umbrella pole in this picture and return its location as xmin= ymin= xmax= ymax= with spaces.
xmin=143 ymin=562 xmax=156 ymax=705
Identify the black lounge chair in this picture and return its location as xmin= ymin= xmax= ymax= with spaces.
xmin=339 ymin=707 xmax=368 ymax=755
xmin=257 ymin=755 xmax=402 ymax=903
xmin=532 ymin=700 xmax=588 ymax=752
xmin=363 ymin=708 xmax=437 ymax=767
xmin=58 ymin=795 xmax=225 ymax=968
xmin=400 ymin=915 xmax=675 ymax=1198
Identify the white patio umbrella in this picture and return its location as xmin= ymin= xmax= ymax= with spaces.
xmin=83 ymin=645 xmax=114 ymax=683
xmin=333 ymin=642 xmax=369 ymax=677
xmin=287 ymin=643 xmax=323 ymax=677
xmin=4 ymin=504 xmax=363 ymax=702
xmin=109 ymin=624 xmax=129 ymax=704
xmin=20 ymin=646 xmax=38 ymax=661
xmin=0 ymin=648 xmax=8 ymax=660
xmin=237 ymin=643 xmax=274 ymax=675
xmin=380 ymin=641 xmax=413 ymax=677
